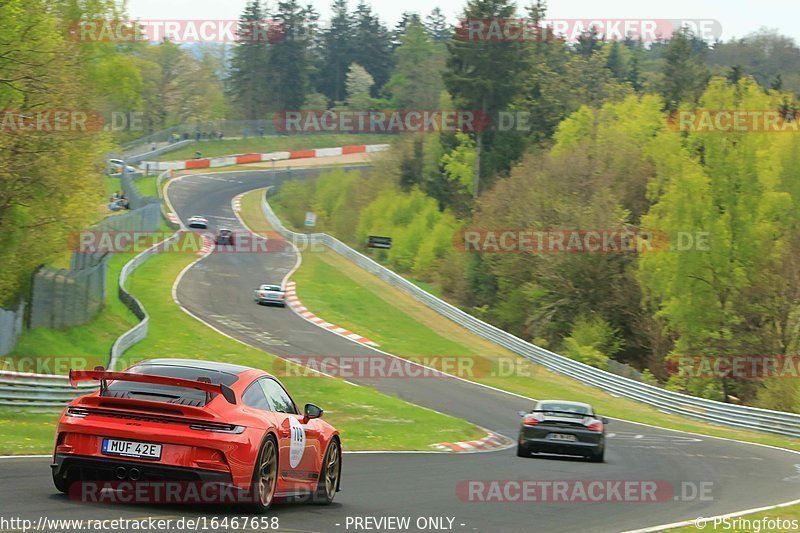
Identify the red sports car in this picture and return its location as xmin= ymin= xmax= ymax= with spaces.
xmin=52 ymin=358 xmax=341 ymax=511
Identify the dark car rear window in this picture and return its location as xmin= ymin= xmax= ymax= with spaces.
xmin=262 ymin=285 xmax=281 ymax=291
xmin=104 ymin=364 xmax=239 ymax=406
xmin=537 ymin=403 xmax=591 ymax=418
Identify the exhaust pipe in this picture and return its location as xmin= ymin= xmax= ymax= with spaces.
xmin=114 ymin=466 xmax=127 ymax=480
xmin=128 ymin=468 xmax=141 ymax=481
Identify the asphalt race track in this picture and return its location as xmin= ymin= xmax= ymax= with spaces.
xmin=5 ymin=167 xmax=799 ymax=533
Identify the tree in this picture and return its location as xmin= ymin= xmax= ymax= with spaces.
xmin=640 ymin=77 xmax=798 ymax=402
xmin=0 ymin=0 xmax=111 ymax=305
xmin=345 ymin=63 xmax=374 ymax=108
xmin=350 ymin=2 xmax=394 ymax=96
xmin=317 ymin=0 xmax=354 ymax=103
xmin=708 ymin=29 xmax=800 ymax=93
xmin=227 ymin=0 xmax=270 ymax=118
xmin=393 ymin=12 xmax=422 ymax=46
xmin=386 ymin=20 xmax=445 ymax=109
xmin=425 ymin=8 xmax=450 ymax=42
xmin=266 ymin=0 xmax=314 ymax=111
xmin=605 ymin=41 xmax=626 ymax=81
xmin=441 ymin=133 xmax=477 ymax=196
xmin=659 ymin=27 xmax=710 ymax=112
xmin=444 ymin=0 xmax=531 ymax=196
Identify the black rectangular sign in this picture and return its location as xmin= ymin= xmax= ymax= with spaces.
xmin=368 ymin=236 xmax=392 ymax=249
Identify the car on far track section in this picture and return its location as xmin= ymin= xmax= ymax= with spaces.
xmin=216 ymin=228 xmax=234 ymax=245
xmin=254 ymin=284 xmax=286 ymax=307
xmin=517 ymin=400 xmax=608 ymax=462
xmin=187 ymin=215 xmax=209 ymax=229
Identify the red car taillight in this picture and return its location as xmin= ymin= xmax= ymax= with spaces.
xmin=189 ymin=422 xmax=245 ymax=434
xmin=522 ymin=415 xmax=539 ymax=427
xmin=586 ymin=421 xmax=604 ymax=432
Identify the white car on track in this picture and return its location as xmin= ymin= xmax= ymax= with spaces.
xmin=187 ymin=215 xmax=209 ymax=229
xmin=254 ymin=284 xmax=286 ymax=307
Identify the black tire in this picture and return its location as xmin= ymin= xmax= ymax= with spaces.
xmin=589 ymin=447 xmax=605 ymax=463
xmin=248 ymin=435 xmax=279 ymax=513
xmin=52 ymin=470 xmax=72 ymax=494
xmin=313 ymin=437 xmax=341 ymax=505
xmin=516 ymin=444 xmax=529 ymax=457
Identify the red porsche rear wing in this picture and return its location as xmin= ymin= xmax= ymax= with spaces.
xmin=69 ymin=370 xmax=237 ymax=405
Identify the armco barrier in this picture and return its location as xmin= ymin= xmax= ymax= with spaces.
xmin=261 ymin=194 xmax=800 ymax=439
xmin=0 ymin=369 xmax=97 ymax=407
xmin=110 ymin=171 xmax=181 ymax=372
xmin=108 ymin=228 xmax=182 ymax=371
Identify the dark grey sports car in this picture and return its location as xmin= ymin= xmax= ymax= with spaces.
xmin=517 ymin=400 xmax=608 ymax=462
xmin=216 ymin=228 xmax=234 ymax=245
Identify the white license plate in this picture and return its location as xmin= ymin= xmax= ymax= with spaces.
xmin=549 ymin=433 xmax=577 ymax=442
xmin=102 ymin=438 xmax=162 ymax=460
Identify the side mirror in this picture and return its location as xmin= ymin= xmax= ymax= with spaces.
xmin=601 ymin=417 xmax=610 ymax=425
xmin=303 ymin=403 xmax=323 ymax=423
xmin=517 ymin=410 xmax=528 ymax=417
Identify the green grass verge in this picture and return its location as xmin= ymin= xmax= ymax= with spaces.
xmin=132 ymin=175 xmax=158 ymax=197
xmin=157 ymin=134 xmax=394 ymax=161
xmin=104 ymin=176 xmax=121 ymax=198
xmin=0 ymin=407 xmax=60 ymax=454
xmin=241 ymin=189 xmax=800 ymax=453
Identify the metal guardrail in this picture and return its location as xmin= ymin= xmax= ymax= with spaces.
xmin=261 ymin=194 xmax=800 ymax=439
xmin=0 ymin=370 xmax=97 ymax=407
xmin=108 ymin=230 xmax=182 ymax=372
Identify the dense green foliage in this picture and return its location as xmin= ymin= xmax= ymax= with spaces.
xmin=0 ymin=0 xmax=225 ymax=306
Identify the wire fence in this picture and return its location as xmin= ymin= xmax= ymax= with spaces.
xmin=29 ymin=256 xmax=109 ymax=330
xmin=120 ymin=172 xmax=162 ymax=211
xmin=0 ymin=302 xmax=25 ymax=357
xmin=120 ymin=120 xmax=285 ymax=152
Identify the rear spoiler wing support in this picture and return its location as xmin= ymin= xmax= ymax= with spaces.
xmin=69 ymin=369 xmax=237 ymax=405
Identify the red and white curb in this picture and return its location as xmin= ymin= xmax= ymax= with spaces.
xmin=232 ymin=195 xmax=242 ymax=212
xmin=431 ymin=432 xmax=514 ymax=453
xmin=143 ymin=143 xmax=390 ymax=172
xmin=199 ymin=235 xmax=214 ymax=256
xmin=284 ymin=282 xmax=379 ymax=347
xmin=167 ymin=212 xmax=180 ymax=225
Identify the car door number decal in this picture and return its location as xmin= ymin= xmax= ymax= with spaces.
xmin=288 ymin=417 xmax=305 ymax=468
